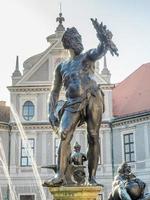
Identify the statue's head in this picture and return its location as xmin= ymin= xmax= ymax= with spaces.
xmin=62 ymin=27 xmax=84 ymax=55
xmin=117 ymin=162 xmax=131 ymax=175
xmin=74 ymin=142 xmax=81 ymax=152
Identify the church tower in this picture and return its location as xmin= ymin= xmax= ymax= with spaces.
xmin=101 ymin=55 xmax=111 ymax=83
xmin=47 ymin=5 xmax=65 ymax=45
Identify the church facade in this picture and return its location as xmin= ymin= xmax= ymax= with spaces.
xmin=0 ymin=13 xmax=150 ymax=200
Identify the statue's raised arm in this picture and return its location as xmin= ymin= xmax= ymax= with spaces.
xmin=91 ymin=18 xmax=119 ymax=57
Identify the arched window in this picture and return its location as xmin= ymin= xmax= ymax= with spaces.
xmin=23 ymin=101 xmax=34 ymax=121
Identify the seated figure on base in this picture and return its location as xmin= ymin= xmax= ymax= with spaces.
xmin=108 ymin=162 xmax=150 ymax=200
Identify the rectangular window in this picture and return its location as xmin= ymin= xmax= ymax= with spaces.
xmin=123 ymin=133 xmax=135 ymax=162
xmin=21 ymin=138 xmax=35 ymax=167
xmin=20 ymin=195 xmax=35 ymax=200
xmin=54 ymin=138 xmax=60 ymax=165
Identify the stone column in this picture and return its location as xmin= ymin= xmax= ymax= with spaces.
xmin=10 ymin=131 xmax=17 ymax=174
xmin=144 ymin=124 xmax=150 ymax=167
xmin=41 ymin=132 xmax=47 ymax=174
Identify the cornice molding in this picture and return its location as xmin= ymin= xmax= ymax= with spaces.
xmin=10 ymin=121 xmax=110 ymax=131
xmin=7 ymin=84 xmax=115 ymax=93
xmin=7 ymin=85 xmax=51 ymax=93
xmin=9 ymin=114 xmax=150 ymax=131
xmin=0 ymin=122 xmax=10 ymax=130
xmin=11 ymin=124 xmax=51 ymax=131
xmin=112 ymin=114 xmax=150 ymax=127
xmin=101 ymin=84 xmax=115 ymax=90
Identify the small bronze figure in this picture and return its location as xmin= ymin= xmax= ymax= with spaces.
xmin=108 ymin=162 xmax=150 ymax=200
xmin=70 ymin=142 xmax=87 ymax=185
xmin=45 ymin=18 xmax=118 ymax=186
xmin=71 ymin=142 xmax=87 ymax=166
xmin=43 ymin=142 xmax=87 ymax=186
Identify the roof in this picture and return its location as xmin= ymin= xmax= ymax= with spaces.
xmin=112 ymin=63 xmax=150 ymax=117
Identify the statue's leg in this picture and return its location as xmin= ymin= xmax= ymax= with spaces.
xmin=86 ymin=92 xmax=103 ymax=185
xmin=43 ymin=111 xmax=80 ymax=187
xmin=57 ymin=110 xmax=80 ymax=182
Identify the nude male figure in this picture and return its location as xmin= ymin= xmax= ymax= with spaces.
xmin=47 ymin=19 xmax=118 ymax=186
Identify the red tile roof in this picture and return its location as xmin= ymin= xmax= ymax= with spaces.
xmin=112 ymin=63 xmax=150 ymax=117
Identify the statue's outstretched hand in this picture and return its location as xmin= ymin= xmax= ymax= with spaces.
xmin=91 ymin=18 xmax=119 ymax=56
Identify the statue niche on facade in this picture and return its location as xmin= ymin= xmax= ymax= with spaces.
xmin=44 ymin=18 xmax=118 ymax=187
xmin=108 ymin=162 xmax=150 ymax=200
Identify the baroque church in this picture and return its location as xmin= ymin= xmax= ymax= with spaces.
xmin=0 ymin=12 xmax=150 ymax=200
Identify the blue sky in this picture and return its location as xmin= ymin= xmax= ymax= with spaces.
xmin=0 ymin=0 xmax=150 ymax=103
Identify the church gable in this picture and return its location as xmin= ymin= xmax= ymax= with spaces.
xmin=95 ymin=73 xmax=108 ymax=84
xmin=53 ymin=40 xmax=64 ymax=49
xmin=27 ymin=60 xmax=49 ymax=82
xmin=16 ymin=42 xmax=60 ymax=86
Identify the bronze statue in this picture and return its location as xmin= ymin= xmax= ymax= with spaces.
xmin=45 ymin=18 xmax=118 ymax=186
xmin=108 ymin=162 xmax=150 ymax=200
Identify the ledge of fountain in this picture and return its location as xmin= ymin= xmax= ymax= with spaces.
xmin=48 ymin=185 xmax=103 ymax=200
